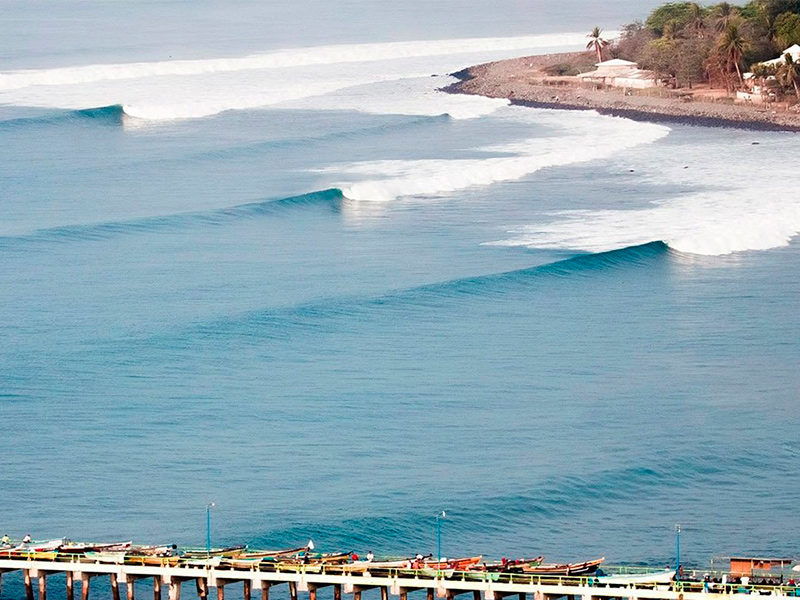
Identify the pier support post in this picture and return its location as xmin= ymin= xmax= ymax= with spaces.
xmin=111 ymin=573 xmax=121 ymax=600
xmin=38 ymin=572 xmax=47 ymax=600
xmin=381 ymin=588 xmax=389 ymax=600
xmin=400 ymin=592 xmax=408 ymax=600
xmin=519 ymin=594 xmax=525 ymax=600
xmin=196 ymin=579 xmax=208 ymax=600
xmin=217 ymin=583 xmax=225 ymax=600
xmin=67 ymin=572 xmax=75 ymax=600
xmin=308 ymin=587 xmax=316 ymax=600
xmin=473 ymin=592 xmax=481 ymax=600
xmin=427 ymin=589 xmax=434 ymax=600
xmin=333 ymin=585 xmax=341 ymax=600
xmin=353 ymin=592 xmax=361 ymax=600
xmin=260 ymin=582 xmax=271 ymax=600
xmin=153 ymin=577 xmax=161 ymax=600
xmin=81 ymin=573 xmax=93 ymax=600
xmin=126 ymin=577 xmax=136 ymax=600
xmin=289 ymin=582 xmax=297 ymax=600
xmin=24 ymin=569 xmax=35 ymax=600
xmin=243 ymin=580 xmax=251 ymax=600
xmin=168 ymin=580 xmax=181 ymax=600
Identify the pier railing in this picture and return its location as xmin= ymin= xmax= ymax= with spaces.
xmin=1 ymin=554 xmax=799 ymax=600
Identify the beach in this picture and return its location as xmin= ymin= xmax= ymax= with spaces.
xmin=443 ymin=52 xmax=800 ymax=132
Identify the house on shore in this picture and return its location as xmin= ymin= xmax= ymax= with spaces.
xmin=739 ymin=45 xmax=800 ymax=102
xmin=761 ymin=44 xmax=800 ymax=67
xmin=577 ymin=58 xmax=658 ymax=89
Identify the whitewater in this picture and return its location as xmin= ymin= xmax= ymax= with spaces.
xmin=1 ymin=34 xmax=797 ymax=256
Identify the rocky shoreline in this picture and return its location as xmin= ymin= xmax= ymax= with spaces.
xmin=442 ymin=53 xmax=800 ymax=132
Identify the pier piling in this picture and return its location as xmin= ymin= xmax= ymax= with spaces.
xmin=81 ymin=573 xmax=93 ymax=600
xmin=381 ymin=587 xmax=389 ymax=600
xmin=196 ymin=578 xmax=208 ymax=600
xmin=66 ymin=571 xmax=75 ymax=600
xmin=168 ymin=579 xmax=181 ymax=600
xmin=38 ymin=572 xmax=47 ymax=600
xmin=260 ymin=581 xmax=272 ymax=600
xmin=289 ymin=581 xmax=298 ymax=600
xmin=153 ymin=576 xmax=161 ymax=600
xmin=243 ymin=579 xmax=251 ymax=600
xmin=24 ymin=569 xmax=34 ymax=600
xmin=333 ymin=584 xmax=341 ymax=600
xmin=111 ymin=573 xmax=121 ymax=600
xmin=426 ymin=589 xmax=434 ymax=600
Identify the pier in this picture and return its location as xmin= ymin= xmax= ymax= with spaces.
xmin=1 ymin=557 xmax=798 ymax=600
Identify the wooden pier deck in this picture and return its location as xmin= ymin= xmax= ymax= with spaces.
xmin=1 ymin=558 xmax=798 ymax=600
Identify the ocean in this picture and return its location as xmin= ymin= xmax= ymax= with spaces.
xmin=1 ymin=1 xmax=799 ymax=596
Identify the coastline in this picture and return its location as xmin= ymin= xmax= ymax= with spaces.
xmin=442 ymin=53 xmax=800 ymax=132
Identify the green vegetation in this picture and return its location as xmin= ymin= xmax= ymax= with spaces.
xmin=613 ymin=0 xmax=800 ymax=93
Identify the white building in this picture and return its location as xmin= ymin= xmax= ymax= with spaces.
xmin=761 ymin=44 xmax=800 ymax=66
xmin=577 ymin=58 xmax=657 ymax=89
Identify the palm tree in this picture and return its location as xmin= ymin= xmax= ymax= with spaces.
xmin=777 ymin=54 xmax=800 ymax=99
xmin=716 ymin=22 xmax=749 ymax=86
xmin=711 ymin=2 xmax=740 ymax=32
xmin=586 ymin=27 xmax=609 ymax=62
xmin=686 ymin=3 xmax=707 ymax=37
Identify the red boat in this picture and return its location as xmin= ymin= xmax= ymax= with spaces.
xmin=424 ymin=556 xmax=483 ymax=571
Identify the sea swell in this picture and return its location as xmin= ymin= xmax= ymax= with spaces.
xmin=0 ymin=189 xmax=343 ymax=249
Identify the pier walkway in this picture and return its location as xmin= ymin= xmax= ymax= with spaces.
xmin=1 ymin=558 xmax=798 ymax=600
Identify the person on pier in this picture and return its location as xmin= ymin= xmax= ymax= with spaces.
xmin=1 ymin=533 xmax=10 ymax=546
xmin=22 ymin=533 xmax=32 ymax=544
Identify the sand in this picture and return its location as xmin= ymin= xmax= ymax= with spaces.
xmin=443 ymin=52 xmax=800 ymax=132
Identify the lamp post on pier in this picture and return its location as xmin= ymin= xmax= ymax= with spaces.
xmin=675 ymin=523 xmax=681 ymax=582
xmin=434 ymin=511 xmax=446 ymax=570
xmin=206 ymin=502 xmax=216 ymax=554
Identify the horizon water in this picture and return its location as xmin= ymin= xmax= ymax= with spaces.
xmin=1 ymin=2 xmax=799 ymax=596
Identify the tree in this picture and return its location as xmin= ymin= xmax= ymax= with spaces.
xmin=777 ymin=53 xmax=800 ymax=97
xmin=646 ymin=2 xmax=697 ymax=35
xmin=685 ymin=2 xmax=709 ymax=36
xmin=716 ymin=21 xmax=750 ymax=85
xmin=586 ymin=27 xmax=610 ymax=62
xmin=711 ymin=2 xmax=741 ymax=32
xmin=613 ymin=20 xmax=656 ymax=61
xmin=774 ymin=11 xmax=800 ymax=47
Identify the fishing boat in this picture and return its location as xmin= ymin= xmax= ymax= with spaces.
xmin=14 ymin=539 xmax=65 ymax=553
xmin=597 ymin=570 xmax=675 ymax=585
xmin=336 ymin=559 xmax=415 ymax=573
xmin=182 ymin=545 xmax=246 ymax=559
xmin=82 ymin=551 xmax=127 ymax=564
xmin=128 ymin=545 xmax=177 ymax=557
xmin=425 ymin=556 xmax=483 ymax=571
xmin=522 ymin=557 xmax=605 ymax=576
xmin=484 ymin=556 xmax=545 ymax=573
xmin=59 ymin=541 xmax=132 ymax=554
xmin=236 ymin=547 xmax=307 ymax=559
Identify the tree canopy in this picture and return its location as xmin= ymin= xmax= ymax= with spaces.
xmin=613 ymin=0 xmax=800 ymax=91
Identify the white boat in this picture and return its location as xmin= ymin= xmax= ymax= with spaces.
xmin=597 ymin=570 xmax=676 ymax=585
xmin=15 ymin=539 xmax=65 ymax=552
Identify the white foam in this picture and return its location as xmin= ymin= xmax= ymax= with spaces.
xmin=332 ymin=108 xmax=670 ymax=202
xmin=0 ymin=34 xmax=587 ymax=121
xmin=486 ymin=131 xmax=800 ymax=256
xmin=0 ymin=34 xmax=588 ymax=92
xmin=489 ymin=192 xmax=800 ymax=256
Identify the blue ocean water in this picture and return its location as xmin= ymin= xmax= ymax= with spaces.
xmin=1 ymin=3 xmax=799 ymax=598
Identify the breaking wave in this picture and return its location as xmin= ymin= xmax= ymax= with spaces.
xmin=487 ymin=174 xmax=800 ymax=256
xmin=335 ymin=108 xmax=670 ymax=202
xmin=0 ymin=35 xmax=586 ymax=91
xmin=0 ymin=35 xmax=585 ymax=121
